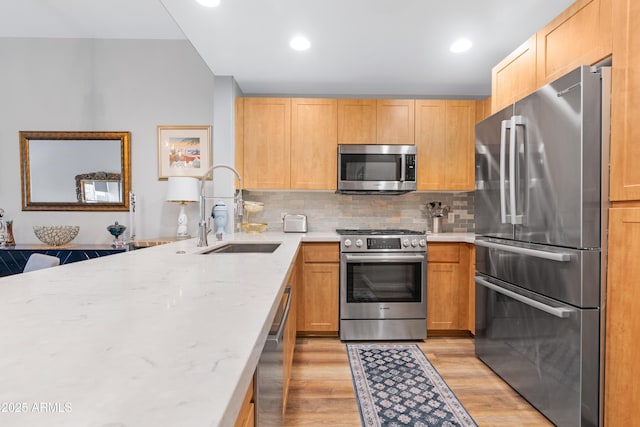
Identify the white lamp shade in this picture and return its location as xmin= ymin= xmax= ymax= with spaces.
xmin=166 ymin=177 xmax=200 ymax=202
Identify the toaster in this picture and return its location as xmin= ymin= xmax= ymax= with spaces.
xmin=283 ymin=214 xmax=308 ymax=233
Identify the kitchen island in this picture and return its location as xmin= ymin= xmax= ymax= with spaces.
xmin=0 ymin=230 xmax=473 ymax=426
xmin=0 ymin=232 xmax=336 ymax=427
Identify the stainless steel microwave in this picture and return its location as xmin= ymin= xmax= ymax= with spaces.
xmin=337 ymin=144 xmax=417 ymax=194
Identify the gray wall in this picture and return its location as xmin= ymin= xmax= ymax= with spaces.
xmin=0 ymin=38 xmax=215 ymax=244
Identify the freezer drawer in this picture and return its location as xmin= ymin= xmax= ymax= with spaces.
xmin=475 ymin=237 xmax=600 ymax=308
xmin=475 ymin=274 xmax=599 ymax=427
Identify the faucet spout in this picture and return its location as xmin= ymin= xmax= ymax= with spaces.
xmin=197 ymin=164 xmax=243 ymax=247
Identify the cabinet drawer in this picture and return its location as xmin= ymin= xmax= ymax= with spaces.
xmin=302 ymin=243 xmax=339 ymax=263
xmin=427 ymin=243 xmax=460 ymax=263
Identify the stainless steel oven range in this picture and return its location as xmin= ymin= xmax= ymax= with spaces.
xmin=337 ymin=229 xmax=427 ymax=341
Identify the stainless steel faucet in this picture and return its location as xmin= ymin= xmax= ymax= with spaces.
xmin=197 ymin=164 xmax=243 ymax=247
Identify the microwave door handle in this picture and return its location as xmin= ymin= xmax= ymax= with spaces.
xmin=500 ymin=119 xmax=509 ymax=224
xmin=400 ymin=156 xmax=406 ymax=182
xmin=475 ymin=276 xmax=573 ymax=319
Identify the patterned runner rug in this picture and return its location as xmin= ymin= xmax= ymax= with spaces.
xmin=347 ymin=344 xmax=477 ymax=427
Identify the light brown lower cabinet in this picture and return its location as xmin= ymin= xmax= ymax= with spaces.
xmin=234 ymin=377 xmax=255 ymax=427
xmin=426 ymin=243 xmax=472 ymax=334
xmin=297 ymin=243 xmax=340 ymax=336
xmin=605 ymin=207 xmax=640 ymax=425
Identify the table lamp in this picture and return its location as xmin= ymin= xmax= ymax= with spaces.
xmin=166 ymin=177 xmax=200 ymax=239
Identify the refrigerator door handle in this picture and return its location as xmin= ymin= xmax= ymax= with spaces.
xmin=509 ymin=115 xmax=524 ymax=225
xmin=500 ymin=119 xmax=509 ymax=224
xmin=475 ymin=276 xmax=573 ymax=318
xmin=475 ymin=239 xmax=571 ymax=261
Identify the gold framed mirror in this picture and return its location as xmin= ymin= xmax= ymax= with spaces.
xmin=19 ymin=131 xmax=131 ymax=211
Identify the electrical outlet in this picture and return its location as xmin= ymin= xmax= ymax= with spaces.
xmin=448 ymin=212 xmax=455 ymax=223
xmin=280 ymin=212 xmax=288 ymax=223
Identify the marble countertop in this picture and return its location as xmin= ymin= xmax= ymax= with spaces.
xmin=0 ymin=230 xmax=473 ymax=426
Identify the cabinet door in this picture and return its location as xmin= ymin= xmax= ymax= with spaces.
xmin=605 ymin=207 xmax=640 ymax=425
xmin=427 ymin=263 xmax=462 ymax=330
xmin=337 ymin=99 xmax=377 ymax=145
xmin=376 ymin=99 xmax=415 ymax=145
xmin=415 ymin=100 xmax=446 ymax=189
xmin=415 ymin=100 xmax=475 ymax=191
xmin=300 ymin=263 xmax=339 ymax=333
xmin=475 ymin=97 xmax=492 ymax=123
xmin=492 ymin=34 xmax=538 ymax=113
xmin=610 ymin=0 xmax=640 ymax=201
xmin=242 ymin=98 xmax=291 ymax=189
xmin=235 ymin=98 xmax=245 ymax=186
xmin=426 ymin=243 xmax=469 ymax=331
xmin=536 ymin=0 xmax=612 ymax=86
xmin=443 ymin=101 xmax=475 ymax=190
xmin=291 ymin=98 xmax=337 ymax=190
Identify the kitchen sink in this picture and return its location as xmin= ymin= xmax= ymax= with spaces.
xmin=201 ymin=243 xmax=281 ymax=254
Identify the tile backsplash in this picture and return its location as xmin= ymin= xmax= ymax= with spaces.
xmin=242 ymin=191 xmax=475 ymax=233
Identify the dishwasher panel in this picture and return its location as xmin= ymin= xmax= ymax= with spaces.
xmin=256 ymin=286 xmax=291 ymax=426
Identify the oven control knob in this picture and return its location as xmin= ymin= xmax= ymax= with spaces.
xmin=411 ymin=239 xmax=418 ymax=247
xmin=419 ymin=239 xmax=426 ymax=247
xmin=403 ymin=239 xmax=410 ymax=247
xmin=344 ymin=239 xmax=352 ymax=248
xmin=355 ymin=239 xmax=363 ymax=248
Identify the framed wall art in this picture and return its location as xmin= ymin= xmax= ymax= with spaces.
xmin=157 ymin=125 xmax=212 ymax=179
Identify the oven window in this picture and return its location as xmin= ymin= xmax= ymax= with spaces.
xmin=346 ymin=261 xmax=422 ymax=303
xmin=341 ymin=154 xmax=402 ymax=181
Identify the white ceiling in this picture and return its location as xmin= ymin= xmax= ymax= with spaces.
xmin=1 ymin=0 xmax=575 ymax=97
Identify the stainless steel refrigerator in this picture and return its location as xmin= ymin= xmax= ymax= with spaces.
xmin=474 ymin=65 xmax=610 ymax=427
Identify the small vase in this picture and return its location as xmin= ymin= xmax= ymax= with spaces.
xmin=5 ymin=220 xmax=15 ymax=246
xmin=107 ymin=221 xmax=127 ymax=248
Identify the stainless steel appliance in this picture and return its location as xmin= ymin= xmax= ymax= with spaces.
xmin=256 ymin=286 xmax=292 ymax=426
xmin=474 ymin=65 xmax=610 ymax=427
xmin=338 ymin=229 xmax=427 ymax=340
xmin=337 ymin=144 xmax=416 ymax=194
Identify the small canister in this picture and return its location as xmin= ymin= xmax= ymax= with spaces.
xmin=432 ymin=216 xmax=442 ymax=234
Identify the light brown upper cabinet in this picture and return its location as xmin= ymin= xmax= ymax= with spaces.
xmin=377 ymin=99 xmax=415 ymax=145
xmin=475 ymin=97 xmax=492 ymax=123
xmin=291 ymin=98 xmax=338 ymax=190
xmin=242 ymin=98 xmax=291 ymax=189
xmin=536 ymin=0 xmax=612 ymax=86
xmin=415 ymin=100 xmax=476 ymax=191
xmin=338 ymin=99 xmax=415 ymax=145
xmin=610 ymin=0 xmax=640 ymax=201
xmin=337 ymin=99 xmax=377 ymax=144
xmin=491 ymin=34 xmax=538 ymax=113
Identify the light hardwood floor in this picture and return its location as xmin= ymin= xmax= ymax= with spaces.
xmin=284 ymin=337 xmax=553 ymax=426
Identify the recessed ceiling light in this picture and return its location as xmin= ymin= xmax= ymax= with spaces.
xmin=290 ymin=36 xmax=311 ymax=51
xmin=450 ymin=38 xmax=472 ymax=53
xmin=196 ymin=0 xmax=221 ymax=7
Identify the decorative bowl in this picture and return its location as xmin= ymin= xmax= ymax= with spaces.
xmin=241 ymin=222 xmax=268 ymax=234
xmin=33 ymin=225 xmax=80 ymax=246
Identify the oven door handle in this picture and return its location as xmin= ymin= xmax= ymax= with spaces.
xmin=344 ymin=254 xmax=425 ymax=263
xmin=475 ymin=276 xmax=573 ymax=319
